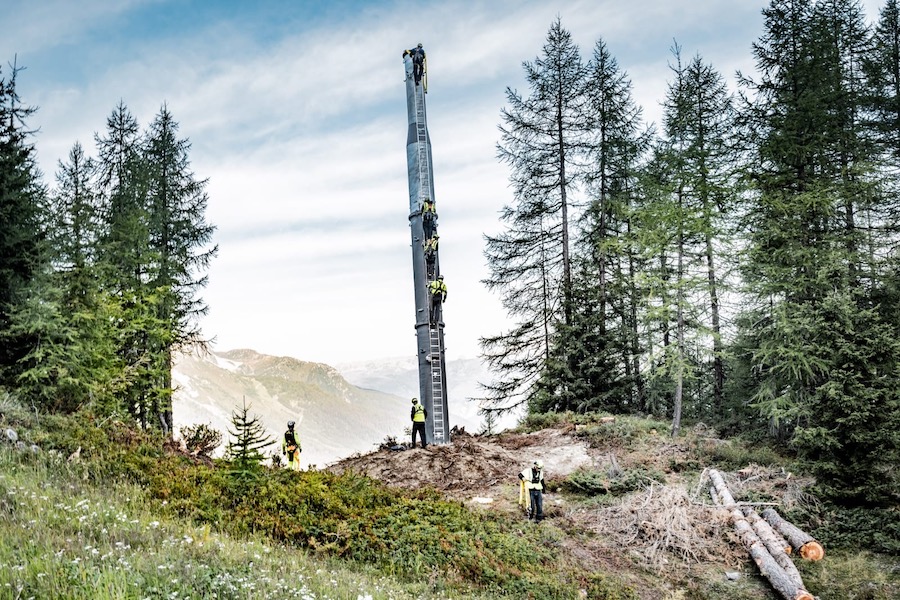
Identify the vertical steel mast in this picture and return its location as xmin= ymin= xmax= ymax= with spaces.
xmin=403 ymin=48 xmax=450 ymax=444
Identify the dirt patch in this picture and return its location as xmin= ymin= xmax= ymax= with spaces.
xmin=329 ymin=427 xmax=596 ymax=503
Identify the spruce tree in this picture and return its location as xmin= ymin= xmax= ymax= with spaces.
xmin=225 ymin=398 xmax=274 ymax=485
xmin=0 ymin=60 xmax=45 ymax=385
xmin=738 ymin=0 xmax=899 ymax=504
xmin=12 ymin=142 xmax=121 ymax=412
xmin=94 ymin=102 xmax=157 ymax=425
xmin=142 ymin=105 xmax=217 ymax=434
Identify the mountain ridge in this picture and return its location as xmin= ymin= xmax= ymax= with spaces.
xmin=172 ymin=349 xmax=518 ymax=467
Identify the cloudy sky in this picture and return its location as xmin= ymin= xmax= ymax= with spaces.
xmin=4 ymin=0 xmax=886 ymax=366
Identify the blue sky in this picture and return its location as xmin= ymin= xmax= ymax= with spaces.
xmin=4 ymin=0 xmax=886 ymax=365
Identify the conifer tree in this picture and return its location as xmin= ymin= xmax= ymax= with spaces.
xmin=0 ymin=60 xmax=45 ymax=384
xmin=12 ymin=143 xmax=121 ymax=412
xmin=645 ymin=46 xmax=737 ymax=435
xmin=226 ymin=398 xmax=274 ymax=485
xmin=738 ymin=0 xmax=899 ymax=503
xmin=94 ymin=102 xmax=159 ymax=425
xmin=867 ymin=0 xmax=900 ymax=163
xmin=481 ymin=19 xmax=587 ymax=411
xmin=533 ymin=38 xmax=647 ymax=413
xmin=142 ymin=105 xmax=217 ymax=434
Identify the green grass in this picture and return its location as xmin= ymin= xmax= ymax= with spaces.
xmin=0 ymin=448 xmax=485 ymax=600
xmin=3 ymin=404 xmax=897 ymax=600
xmin=0 ymin=406 xmax=637 ymax=599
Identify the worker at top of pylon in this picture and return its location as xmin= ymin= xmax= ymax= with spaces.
xmin=403 ymin=43 xmax=427 ymax=86
xmin=422 ymin=197 xmax=436 ymax=214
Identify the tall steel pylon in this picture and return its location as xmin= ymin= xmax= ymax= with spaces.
xmin=402 ymin=48 xmax=449 ymax=445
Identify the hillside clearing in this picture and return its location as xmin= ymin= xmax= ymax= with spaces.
xmin=328 ymin=420 xmax=898 ymax=599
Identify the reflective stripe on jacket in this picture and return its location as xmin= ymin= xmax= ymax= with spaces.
xmin=519 ymin=467 xmax=544 ymax=491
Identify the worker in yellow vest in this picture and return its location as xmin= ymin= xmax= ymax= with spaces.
xmin=282 ymin=420 xmax=301 ymax=471
xmin=422 ymin=197 xmax=437 ymax=238
xmin=428 ymin=275 xmax=447 ymax=323
xmin=424 ymin=234 xmax=439 ymax=277
xmin=518 ymin=460 xmax=545 ymax=520
xmin=410 ymin=397 xmax=428 ymax=449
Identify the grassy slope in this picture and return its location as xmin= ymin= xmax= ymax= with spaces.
xmin=1 ymin=400 xmax=897 ymax=600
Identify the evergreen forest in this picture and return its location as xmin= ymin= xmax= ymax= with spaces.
xmin=0 ymin=60 xmax=217 ymax=438
xmin=1 ymin=1 xmax=899 ymax=597
xmin=481 ymin=0 xmax=900 ymax=509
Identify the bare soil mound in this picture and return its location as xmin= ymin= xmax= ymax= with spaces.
xmin=328 ymin=427 xmax=595 ymax=508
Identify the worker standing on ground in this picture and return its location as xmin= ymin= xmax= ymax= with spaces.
xmin=410 ymin=397 xmax=428 ymax=449
xmin=429 ymin=275 xmax=447 ymax=323
xmin=282 ymin=420 xmax=301 ymax=471
xmin=518 ymin=460 xmax=545 ymax=521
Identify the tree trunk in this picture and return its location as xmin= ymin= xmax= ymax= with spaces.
xmin=741 ymin=506 xmax=805 ymax=590
xmin=709 ymin=470 xmax=814 ymax=600
xmin=761 ymin=507 xmax=825 ymax=561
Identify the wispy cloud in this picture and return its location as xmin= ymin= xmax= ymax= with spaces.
xmin=7 ymin=0 xmax=884 ymax=364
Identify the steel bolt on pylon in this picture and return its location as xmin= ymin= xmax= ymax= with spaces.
xmin=403 ymin=49 xmax=450 ymax=445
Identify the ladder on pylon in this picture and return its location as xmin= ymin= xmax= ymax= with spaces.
xmin=429 ymin=326 xmax=445 ymax=441
xmin=413 ymin=85 xmax=430 ymax=207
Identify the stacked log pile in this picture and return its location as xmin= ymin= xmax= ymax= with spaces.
xmin=708 ymin=469 xmax=823 ymax=600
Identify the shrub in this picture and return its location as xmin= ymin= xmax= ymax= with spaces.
xmin=574 ymin=416 xmax=668 ymax=449
xmin=787 ymin=504 xmax=900 ymax=556
xmin=179 ymin=423 xmax=222 ymax=457
xmin=689 ymin=437 xmax=784 ymax=470
xmin=561 ymin=466 xmax=666 ymax=497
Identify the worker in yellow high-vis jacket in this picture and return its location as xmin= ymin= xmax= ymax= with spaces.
xmin=282 ymin=420 xmax=301 ymax=471
xmin=429 ymin=275 xmax=447 ymax=323
xmin=518 ymin=460 xmax=545 ymax=520
xmin=410 ymin=397 xmax=428 ymax=449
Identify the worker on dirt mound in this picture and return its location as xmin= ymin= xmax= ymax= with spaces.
xmin=410 ymin=397 xmax=428 ymax=449
xmin=518 ymin=460 xmax=545 ymax=521
xmin=282 ymin=420 xmax=301 ymax=471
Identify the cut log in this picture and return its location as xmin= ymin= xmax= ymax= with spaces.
xmin=761 ymin=507 xmax=825 ymax=561
xmin=741 ymin=506 xmax=805 ymax=591
xmin=709 ymin=470 xmax=814 ymax=600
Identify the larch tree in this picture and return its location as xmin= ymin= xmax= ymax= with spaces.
xmin=651 ymin=47 xmax=737 ymax=436
xmin=534 ymin=37 xmax=648 ymax=414
xmin=480 ymin=19 xmax=587 ymax=413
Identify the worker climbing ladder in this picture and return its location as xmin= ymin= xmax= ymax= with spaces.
xmin=402 ymin=45 xmax=450 ymax=445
